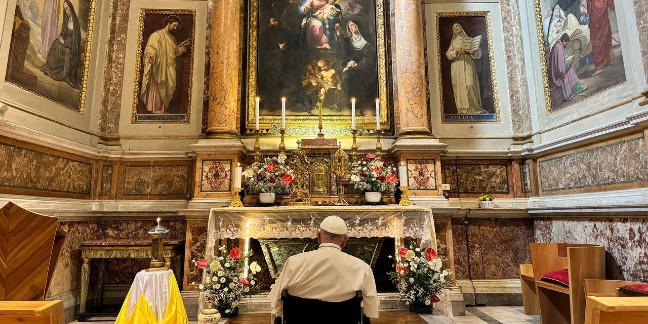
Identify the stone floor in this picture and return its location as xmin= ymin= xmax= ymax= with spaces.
xmin=69 ymin=306 xmax=540 ymax=323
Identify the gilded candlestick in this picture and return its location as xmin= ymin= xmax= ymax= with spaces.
xmin=350 ymin=129 xmax=358 ymax=165
xmin=375 ymin=129 xmax=383 ymax=158
xmin=230 ymin=188 xmax=243 ymax=207
xmin=279 ymin=128 xmax=286 ymax=152
xmin=253 ymin=129 xmax=262 ymax=162
xmin=399 ymin=186 xmax=412 ymax=206
xmin=317 ymin=101 xmax=324 ymax=138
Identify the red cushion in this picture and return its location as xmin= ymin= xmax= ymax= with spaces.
xmin=540 ymin=268 xmax=569 ymax=287
xmin=620 ymin=284 xmax=648 ymax=296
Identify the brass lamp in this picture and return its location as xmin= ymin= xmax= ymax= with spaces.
xmin=148 ymin=217 xmax=169 ymax=271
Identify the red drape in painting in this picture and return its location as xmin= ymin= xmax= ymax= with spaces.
xmin=587 ymin=0 xmax=615 ymax=70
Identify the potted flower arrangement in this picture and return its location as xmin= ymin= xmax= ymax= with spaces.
xmin=388 ymin=246 xmax=452 ymax=314
xmin=350 ymin=153 xmax=398 ymax=204
xmin=478 ymin=194 xmax=494 ymax=209
xmin=194 ymin=246 xmax=262 ymax=318
xmin=242 ymin=156 xmax=294 ymax=204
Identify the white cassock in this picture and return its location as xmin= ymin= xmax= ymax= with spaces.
xmin=268 ymin=243 xmax=379 ymax=320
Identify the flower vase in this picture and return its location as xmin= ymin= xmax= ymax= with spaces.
xmin=259 ymin=192 xmax=276 ymax=206
xmin=479 ymin=201 xmax=494 ymax=209
xmin=364 ymin=192 xmax=382 ymax=205
xmin=408 ymin=303 xmax=433 ymax=314
xmin=198 ymin=306 xmax=221 ymax=323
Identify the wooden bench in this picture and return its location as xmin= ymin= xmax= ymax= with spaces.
xmin=520 ymin=263 xmax=539 ymax=314
xmin=585 ymin=296 xmax=648 ymax=324
xmin=0 ymin=300 xmax=64 ymax=324
xmin=530 ymin=243 xmax=605 ymax=324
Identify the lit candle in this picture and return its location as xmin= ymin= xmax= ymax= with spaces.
xmin=375 ymin=98 xmax=380 ymax=130
xmin=234 ymin=162 xmax=242 ymax=188
xmin=398 ymin=163 xmax=408 ymax=187
xmin=255 ymin=97 xmax=260 ymax=130
xmin=351 ymin=98 xmax=356 ymax=130
xmin=281 ymin=97 xmax=286 ymax=129
xmin=156 ymin=217 xmax=161 ymax=228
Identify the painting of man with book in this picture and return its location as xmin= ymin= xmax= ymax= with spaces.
xmin=437 ymin=13 xmax=498 ymax=122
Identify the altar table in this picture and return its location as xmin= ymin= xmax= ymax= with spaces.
xmin=206 ymin=206 xmax=437 ymax=260
xmin=78 ymin=239 xmax=184 ymax=316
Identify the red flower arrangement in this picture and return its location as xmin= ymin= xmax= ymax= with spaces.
xmin=350 ymin=154 xmax=398 ymax=193
xmin=242 ymin=156 xmax=294 ymax=194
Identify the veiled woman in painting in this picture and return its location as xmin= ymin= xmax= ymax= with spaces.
xmin=41 ymin=0 xmax=81 ymax=89
xmin=445 ymin=23 xmax=487 ymax=115
xmin=336 ymin=20 xmax=377 ymax=114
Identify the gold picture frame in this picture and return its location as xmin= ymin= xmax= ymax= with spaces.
xmin=435 ymin=11 xmax=500 ymax=123
xmin=246 ymin=0 xmax=389 ymax=133
xmin=130 ymin=9 xmax=195 ymax=124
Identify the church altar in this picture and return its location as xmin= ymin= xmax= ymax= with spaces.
xmin=205 ymin=205 xmax=437 ymax=260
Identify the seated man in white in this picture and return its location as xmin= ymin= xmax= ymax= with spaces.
xmin=268 ymin=215 xmax=379 ymax=323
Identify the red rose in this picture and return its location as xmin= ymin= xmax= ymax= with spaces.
xmin=398 ymin=247 xmax=409 ymax=257
xmin=386 ymin=174 xmax=397 ymax=184
xmin=378 ymin=175 xmax=386 ymax=182
xmin=396 ymin=265 xmax=409 ymax=275
xmin=383 ymin=162 xmax=388 ymax=167
xmin=431 ymin=295 xmax=440 ymax=303
xmin=266 ymin=163 xmax=277 ymax=172
xmin=373 ymin=167 xmax=381 ymax=173
xmin=229 ymin=247 xmax=242 ymax=259
xmin=268 ymin=176 xmax=276 ymax=184
xmin=366 ymin=153 xmax=376 ymax=159
xmin=195 ymin=259 xmax=207 ymax=269
xmin=239 ymin=277 xmax=249 ymax=286
xmin=281 ymin=174 xmax=293 ymax=185
xmin=426 ymin=248 xmax=438 ymax=261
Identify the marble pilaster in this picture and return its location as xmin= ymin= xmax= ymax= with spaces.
xmin=392 ymin=0 xmax=431 ymax=136
xmin=206 ymin=0 xmax=242 ymax=137
xmin=634 ymin=0 xmax=648 ymax=82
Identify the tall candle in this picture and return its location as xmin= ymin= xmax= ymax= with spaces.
xmin=157 ymin=217 xmax=161 ymax=228
xmin=398 ymin=164 xmax=408 ymax=187
xmin=351 ymin=98 xmax=356 ymax=130
xmin=375 ymin=98 xmax=380 ymax=129
xmin=234 ymin=162 xmax=242 ymax=188
xmin=255 ymin=97 xmax=260 ymax=130
xmin=281 ymin=97 xmax=286 ymax=129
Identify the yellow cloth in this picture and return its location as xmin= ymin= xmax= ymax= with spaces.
xmin=115 ymin=271 xmax=189 ymax=324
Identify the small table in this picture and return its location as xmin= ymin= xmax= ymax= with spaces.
xmin=115 ymin=270 xmax=188 ymax=324
xmin=78 ymin=240 xmax=184 ymax=318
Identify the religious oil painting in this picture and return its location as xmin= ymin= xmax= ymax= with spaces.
xmin=535 ymin=0 xmax=626 ymax=113
xmin=5 ymin=0 xmax=96 ymax=112
xmin=436 ymin=12 xmax=499 ymax=123
xmin=131 ymin=10 xmax=195 ymax=123
xmin=247 ymin=0 xmax=389 ymax=131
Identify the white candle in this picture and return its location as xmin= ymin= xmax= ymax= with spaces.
xmin=234 ymin=162 xmax=242 ymax=188
xmin=399 ymin=164 xmax=408 ymax=187
xmin=255 ymin=97 xmax=260 ymax=130
xmin=281 ymin=97 xmax=286 ymax=129
xmin=156 ymin=217 xmax=161 ymax=227
xmin=375 ymin=98 xmax=380 ymax=130
xmin=351 ymin=98 xmax=356 ymax=130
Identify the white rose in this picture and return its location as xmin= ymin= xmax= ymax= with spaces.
xmin=251 ymin=280 xmax=256 ymax=285
xmin=205 ymin=277 xmax=212 ymax=284
xmin=224 ymin=262 xmax=231 ymax=268
xmin=224 ymin=287 xmax=229 ymax=292
xmin=199 ymin=284 xmax=204 ymax=290
xmin=229 ymin=282 xmax=235 ymax=289
xmin=215 ymin=284 xmax=221 ymax=289
xmin=220 ymin=277 xmax=226 ymax=283
xmin=218 ymin=271 xmax=224 ymax=276
xmin=409 ymin=278 xmax=414 ymax=284
xmin=425 ymin=300 xmax=431 ymax=305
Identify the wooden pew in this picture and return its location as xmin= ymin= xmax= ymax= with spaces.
xmin=520 ymin=263 xmax=539 ymax=314
xmin=530 ymin=243 xmax=605 ymax=324
xmin=585 ymin=296 xmax=648 ymax=324
xmin=0 ymin=300 xmax=64 ymax=324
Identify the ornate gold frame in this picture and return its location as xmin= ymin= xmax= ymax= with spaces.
xmin=130 ymin=9 xmax=195 ymax=124
xmin=533 ymin=0 xmax=626 ymax=114
xmin=435 ymin=11 xmax=500 ymax=124
xmin=246 ymin=0 xmax=389 ymax=131
xmin=5 ymin=0 xmax=97 ymax=114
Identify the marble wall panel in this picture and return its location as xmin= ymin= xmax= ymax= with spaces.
xmin=500 ymin=0 xmax=531 ymax=135
xmin=201 ymin=160 xmax=231 ymax=192
xmin=99 ymin=0 xmax=131 ymax=137
xmin=442 ymin=163 xmax=510 ymax=195
xmin=452 ymin=218 xmax=533 ymax=280
xmin=0 ymin=142 xmax=92 ymax=196
xmin=47 ymin=220 xmax=186 ymax=297
xmin=434 ymin=218 xmax=450 ymax=271
xmin=634 ymin=0 xmax=648 ymax=81
xmin=520 ymin=162 xmax=531 ymax=194
xmin=534 ymin=218 xmax=648 ymax=282
xmin=100 ymin=165 xmax=113 ymax=196
xmin=538 ymin=135 xmax=648 ymax=194
xmin=123 ymin=164 xmax=190 ymax=196
xmin=407 ymin=159 xmax=436 ymax=190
